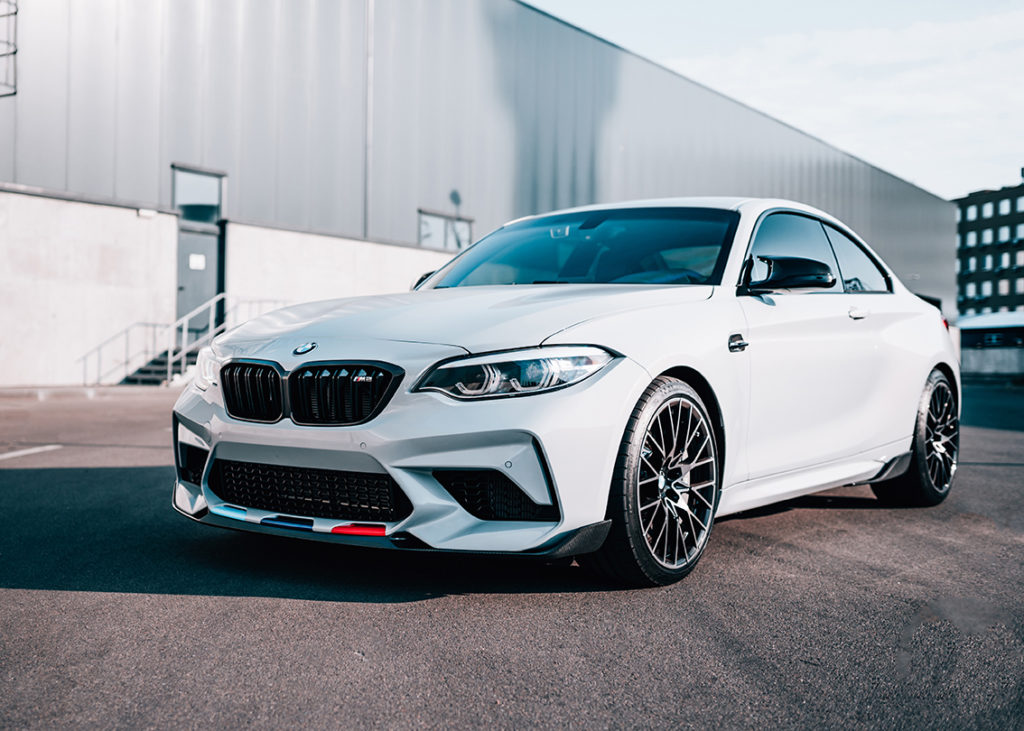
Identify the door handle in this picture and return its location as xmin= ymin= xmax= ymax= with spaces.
xmin=728 ymin=333 xmax=748 ymax=352
xmin=848 ymin=306 xmax=870 ymax=320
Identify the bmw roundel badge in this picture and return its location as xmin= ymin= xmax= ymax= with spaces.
xmin=293 ymin=342 xmax=317 ymax=355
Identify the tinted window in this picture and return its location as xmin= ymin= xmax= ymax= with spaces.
xmin=747 ymin=213 xmax=841 ymax=291
xmin=822 ymin=225 xmax=890 ymax=293
xmin=428 ymin=208 xmax=739 ymax=288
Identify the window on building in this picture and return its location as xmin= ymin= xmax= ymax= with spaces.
xmin=966 ymin=282 xmax=976 ymax=297
xmin=999 ymin=279 xmax=1010 ymax=295
xmin=999 ymin=226 xmax=1010 ymax=242
xmin=968 ymin=257 xmax=976 ymax=272
xmin=1018 ymin=196 xmax=1024 ymax=212
xmin=1017 ymin=224 xmax=1024 ymax=241
xmin=172 ymin=165 xmax=224 ymax=223
xmin=1017 ymin=278 xmax=1024 ymax=294
xmin=1018 ymin=251 xmax=1024 ymax=267
xmin=999 ymin=199 xmax=1011 ymax=215
xmin=982 ymin=306 xmax=992 ymax=313
xmin=0 ymin=0 xmax=15 ymax=98
xmin=1001 ymin=252 xmax=1011 ymax=269
xmin=982 ymin=229 xmax=993 ymax=244
xmin=982 ymin=202 xmax=994 ymax=218
xmin=981 ymin=281 xmax=993 ymax=297
xmin=955 ymin=259 xmax=961 ymax=274
xmin=822 ymin=225 xmax=889 ymax=292
xmin=984 ymin=332 xmax=1005 ymax=345
xmin=418 ymin=209 xmax=473 ymax=251
xmin=956 ymin=208 xmax=962 ymax=223
xmin=984 ymin=254 xmax=993 ymax=270
xmin=965 ymin=307 xmax=976 ymax=315
xmin=967 ymin=205 xmax=977 ymax=221
xmin=966 ymin=231 xmax=977 ymax=246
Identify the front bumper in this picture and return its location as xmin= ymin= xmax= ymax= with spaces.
xmin=172 ymin=352 xmax=649 ymax=555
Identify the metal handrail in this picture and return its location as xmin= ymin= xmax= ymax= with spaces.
xmin=77 ymin=295 xmax=290 ymax=385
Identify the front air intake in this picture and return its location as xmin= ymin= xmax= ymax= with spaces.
xmin=288 ymin=363 xmax=400 ymax=425
xmin=208 ymin=459 xmax=413 ymax=522
xmin=220 ymin=363 xmax=284 ymax=422
xmin=433 ymin=469 xmax=560 ymax=522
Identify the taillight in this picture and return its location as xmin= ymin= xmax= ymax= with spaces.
xmin=942 ymin=316 xmax=949 ymax=331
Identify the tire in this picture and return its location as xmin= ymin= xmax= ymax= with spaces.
xmin=581 ymin=376 xmax=721 ymax=587
xmin=871 ymin=370 xmax=959 ymax=507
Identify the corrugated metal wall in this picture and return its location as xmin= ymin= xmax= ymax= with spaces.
xmin=0 ymin=0 xmax=955 ymax=308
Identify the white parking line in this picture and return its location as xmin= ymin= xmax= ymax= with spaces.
xmin=0 ymin=444 xmax=63 ymax=462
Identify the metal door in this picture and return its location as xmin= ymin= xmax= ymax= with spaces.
xmin=176 ymin=222 xmax=221 ymax=339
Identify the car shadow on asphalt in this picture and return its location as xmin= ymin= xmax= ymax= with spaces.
xmin=0 ymin=466 xmax=623 ymax=603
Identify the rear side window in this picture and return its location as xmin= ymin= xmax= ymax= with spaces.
xmin=747 ymin=213 xmax=841 ymax=291
xmin=822 ymin=225 xmax=890 ymax=293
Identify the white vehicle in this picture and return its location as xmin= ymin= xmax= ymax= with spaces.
xmin=172 ymin=198 xmax=960 ymax=586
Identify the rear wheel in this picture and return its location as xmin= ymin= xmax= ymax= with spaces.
xmin=582 ymin=377 xmax=720 ymax=587
xmin=871 ymin=370 xmax=959 ymax=506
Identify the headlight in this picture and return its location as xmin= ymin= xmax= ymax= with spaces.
xmin=193 ymin=347 xmax=220 ymax=391
xmin=416 ymin=346 xmax=614 ymax=399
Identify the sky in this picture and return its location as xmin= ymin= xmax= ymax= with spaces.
xmin=527 ymin=0 xmax=1024 ymax=200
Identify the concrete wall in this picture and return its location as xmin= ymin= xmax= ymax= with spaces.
xmin=0 ymin=190 xmax=178 ymax=386
xmin=223 ymin=222 xmax=453 ymax=305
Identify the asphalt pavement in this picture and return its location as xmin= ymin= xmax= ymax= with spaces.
xmin=0 ymin=384 xmax=1022 ymax=728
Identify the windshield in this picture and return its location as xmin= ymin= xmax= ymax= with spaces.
xmin=426 ymin=207 xmax=740 ymax=288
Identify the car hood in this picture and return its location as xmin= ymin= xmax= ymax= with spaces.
xmin=219 ymin=284 xmax=713 ymax=355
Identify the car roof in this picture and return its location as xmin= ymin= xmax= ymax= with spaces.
xmin=506 ymin=197 xmax=838 ymax=225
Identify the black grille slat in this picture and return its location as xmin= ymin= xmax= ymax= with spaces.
xmin=289 ymin=364 xmax=397 ymax=425
xmin=433 ymin=470 xmax=560 ymax=522
xmin=221 ymin=363 xmax=283 ymax=422
xmin=208 ymin=458 xmax=412 ymax=522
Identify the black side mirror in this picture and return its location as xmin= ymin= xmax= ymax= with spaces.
xmin=742 ymin=256 xmax=836 ymax=293
xmin=412 ymin=271 xmax=435 ymax=290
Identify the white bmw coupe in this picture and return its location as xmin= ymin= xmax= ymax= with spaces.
xmin=172 ymin=198 xmax=960 ymax=586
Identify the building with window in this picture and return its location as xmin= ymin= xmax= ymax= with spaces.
xmin=0 ymin=0 xmax=954 ymax=386
xmin=954 ymin=173 xmax=1024 ymax=316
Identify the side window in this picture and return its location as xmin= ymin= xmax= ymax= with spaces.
xmin=747 ymin=213 xmax=841 ymax=291
xmin=822 ymin=225 xmax=891 ymax=293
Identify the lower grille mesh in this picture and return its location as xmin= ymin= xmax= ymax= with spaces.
xmin=433 ymin=469 xmax=559 ymax=521
xmin=209 ymin=459 xmax=412 ymax=522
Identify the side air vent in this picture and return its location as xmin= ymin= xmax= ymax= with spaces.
xmin=433 ymin=469 xmax=560 ymax=522
xmin=177 ymin=443 xmax=209 ymax=486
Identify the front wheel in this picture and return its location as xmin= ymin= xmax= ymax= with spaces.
xmin=872 ymin=369 xmax=959 ymax=507
xmin=581 ymin=377 xmax=720 ymax=587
